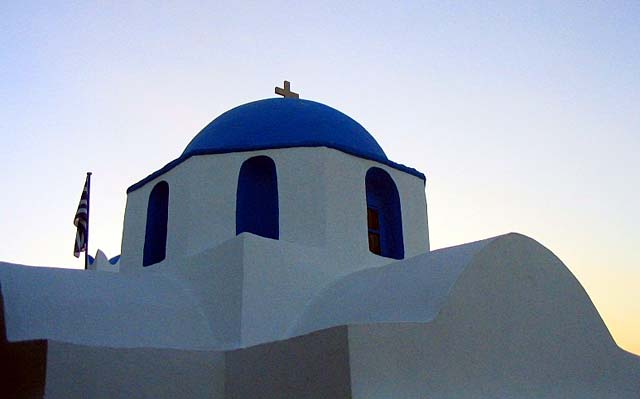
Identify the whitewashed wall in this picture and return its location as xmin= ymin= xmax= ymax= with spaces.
xmin=120 ymin=147 xmax=429 ymax=273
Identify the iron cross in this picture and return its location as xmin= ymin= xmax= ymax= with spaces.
xmin=275 ymin=81 xmax=299 ymax=99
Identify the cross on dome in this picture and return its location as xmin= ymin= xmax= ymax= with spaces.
xmin=275 ymin=80 xmax=299 ymax=99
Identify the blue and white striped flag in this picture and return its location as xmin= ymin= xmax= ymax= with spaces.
xmin=73 ymin=175 xmax=90 ymax=258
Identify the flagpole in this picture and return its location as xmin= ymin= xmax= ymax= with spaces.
xmin=85 ymin=172 xmax=92 ymax=270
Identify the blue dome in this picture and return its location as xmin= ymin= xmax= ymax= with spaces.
xmin=182 ymin=98 xmax=388 ymax=162
xmin=128 ymin=98 xmax=425 ymax=193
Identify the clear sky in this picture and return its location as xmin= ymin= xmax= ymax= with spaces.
xmin=1 ymin=1 xmax=638 ymax=354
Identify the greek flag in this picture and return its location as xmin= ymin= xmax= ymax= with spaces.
xmin=73 ymin=174 xmax=90 ymax=258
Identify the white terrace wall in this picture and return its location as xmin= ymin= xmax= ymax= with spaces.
xmin=119 ymin=147 xmax=429 ymax=273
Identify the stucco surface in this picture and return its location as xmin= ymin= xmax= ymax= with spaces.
xmin=0 ymin=262 xmax=213 ymax=349
xmin=289 ymin=236 xmax=491 ymax=336
xmin=225 ymin=326 xmax=351 ymax=399
xmin=346 ymin=234 xmax=640 ymax=398
xmin=2 ymin=233 xmax=639 ymax=397
xmin=120 ymin=147 xmax=429 ymax=272
xmin=45 ymin=341 xmax=224 ymax=399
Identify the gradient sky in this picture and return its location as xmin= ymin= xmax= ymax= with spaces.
xmin=1 ymin=1 xmax=638 ymax=354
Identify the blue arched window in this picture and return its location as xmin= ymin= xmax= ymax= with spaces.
xmin=365 ymin=168 xmax=404 ymax=259
xmin=143 ymin=181 xmax=169 ymax=266
xmin=236 ymin=156 xmax=279 ymax=239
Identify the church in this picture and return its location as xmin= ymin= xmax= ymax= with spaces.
xmin=1 ymin=82 xmax=638 ymax=398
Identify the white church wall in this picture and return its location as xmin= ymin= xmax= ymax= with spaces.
xmin=45 ymin=341 xmax=225 ymax=399
xmin=175 ymin=154 xmax=237 ymax=259
xmin=324 ymin=149 xmax=429 ymax=269
xmin=275 ymin=147 xmax=328 ymax=248
xmin=121 ymin=148 xmax=331 ymax=272
xmin=164 ymin=159 xmax=199 ymax=262
xmin=224 ymin=326 xmax=352 ymax=398
xmin=154 ymin=226 xmax=435 ymax=351
xmin=164 ymin=232 xmax=342 ymax=348
xmin=120 ymin=147 xmax=428 ymax=273
xmin=323 ymin=150 xmax=368 ymax=267
xmin=0 ymin=262 xmax=215 ymax=350
xmin=234 ymin=161 xmax=426 ymax=348
xmin=239 ymin=234 xmax=332 ymax=347
xmin=119 ymin=160 xmax=191 ymax=272
xmin=288 ymin=238 xmax=488 ymax=339
xmin=345 ymin=234 xmax=640 ymax=399
xmin=173 ymin=235 xmax=246 ymax=348
xmin=119 ymin=188 xmax=148 ymax=271
xmin=174 ymin=148 xmax=330 ymax=255
xmin=390 ymin=160 xmax=431 ymax=256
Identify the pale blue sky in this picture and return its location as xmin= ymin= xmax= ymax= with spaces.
xmin=1 ymin=1 xmax=638 ymax=353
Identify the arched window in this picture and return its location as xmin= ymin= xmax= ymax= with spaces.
xmin=365 ymin=167 xmax=404 ymax=259
xmin=143 ymin=181 xmax=169 ymax=266
xmin=236 ymin=156 xmax=279 ymax=239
